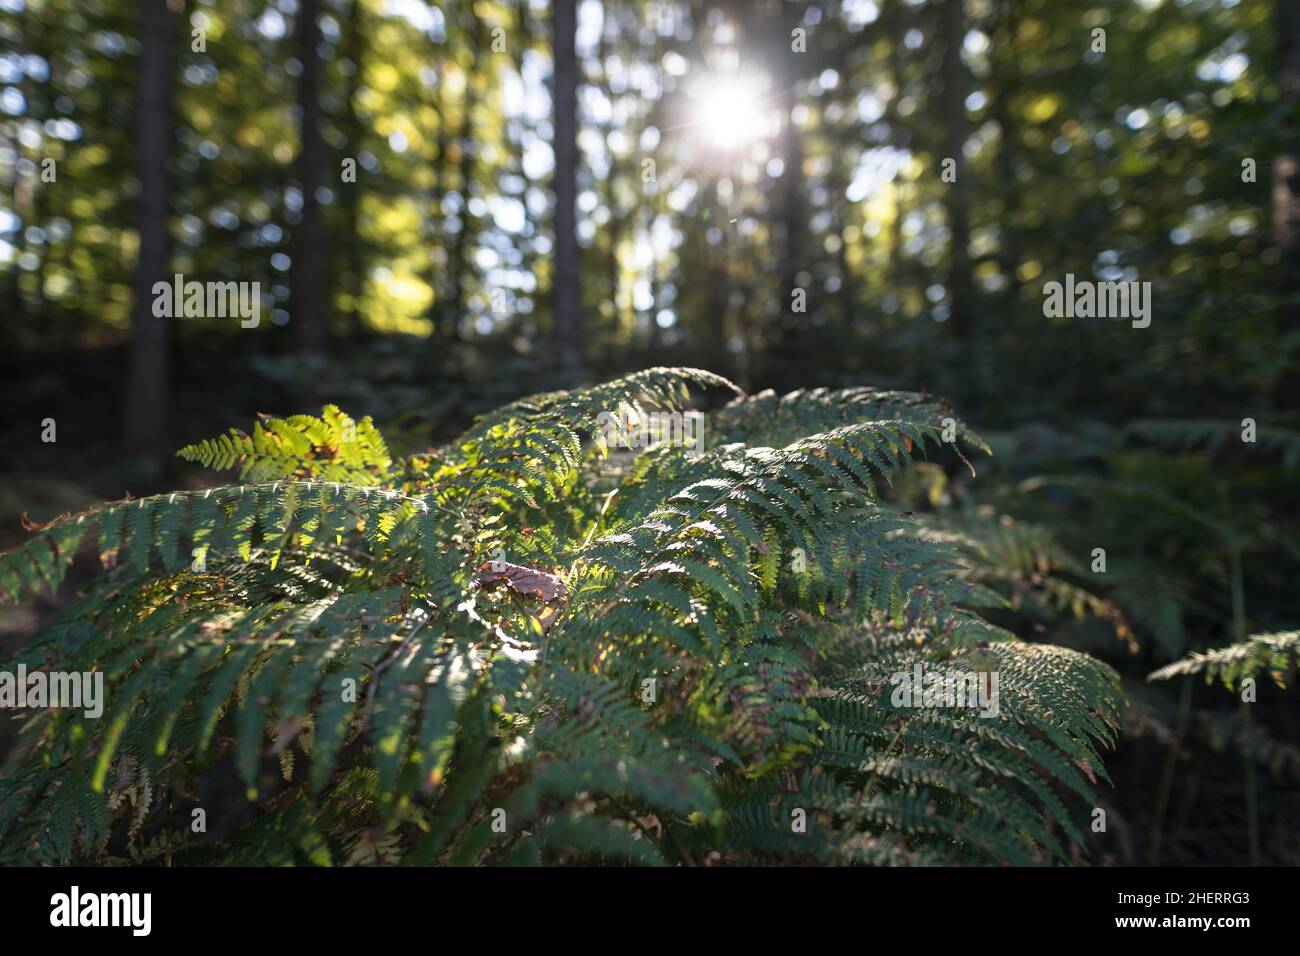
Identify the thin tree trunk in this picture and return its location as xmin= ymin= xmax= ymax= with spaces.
xmin=1275 ymin=0 xmax=1300 ymax=405
xmin=887 ymin=0 xmax=907 ymax=291
xmin=991 ymin=0 xmax=1021 ymax=312
xmin=33 ymin=23 xmax=51 ymax=324
xmin=124 ymin=0 xmax=172 ymax=467
xmin=341 ymin=0 xmax=365 ymax=337
xmin=775 ymin=109 xmax=808 ymax=362
xmin=445 ymin=13 xmax=483 ymax=343
xmin=601 ymin=27 xmax=622 ymax=358
xmin=428 ymin=49 xmax=448 ymax=340
xmin=551 ymin=0 xmax=582 ymax=371
xmin=7 ymin=6 xmax=30 ymax=324
xmin=296 ymin=0 xmax=327 ymax=354
xmin=940 ymin=0 xmax=973 ymax=336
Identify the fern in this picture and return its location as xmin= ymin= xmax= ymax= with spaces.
xmin=0 ymin=369 xmax=1122 ymax=866
xmin=913 ymin=510 xmax=1136 ymax=651
xmin=1148 ymin=631 xmax=1300 ymax=690
xmin=177 ymin=405 xmax=392 ymax=484
xmin=1128 ymin=419 xmax=1300 ymax=470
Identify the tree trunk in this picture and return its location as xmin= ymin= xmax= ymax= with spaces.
xmin=991 ymin=0 xmax=1021 ymax=310
xmin=123 ymin=0 xmax=172 ymax=468
xmin=887 ymin=0 xmax=907 ymax=291
xmin=427 ymin=50 xmax=448 ymax=340
xmin=775 ymin=108 xmax=808 ymax=364
xmin=445 ymin=13 xmax=483 ymax=344
xmin=551 ymin=0 xmax=582 ymax=372
xmin=7 ymin=5 xmax=30 ymax=325
xmin=940 ymin=0 xmax=973 ymax=336
xmin=341 ymin=0 xmax=365 ymax=338
xmin=1275 ymin=0 xmax=1300 ymax=405
xmin=296 ymin=0 xmax=327 ymax=354
xmin=600 ymin=28 xmax=622 ymax=359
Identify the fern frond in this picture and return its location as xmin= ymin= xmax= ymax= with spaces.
xmin=0 ymin=371 xmax=1126 ymax=867
xmin=1148 ymin=631 xmax=1300 ymax=689
xmin=1128 ymin=419 xmax=1300 ymax=469
xmin=178 ymin=405 xmax=392 ymax=484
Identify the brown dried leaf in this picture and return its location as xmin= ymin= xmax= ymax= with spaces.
xmin=20 ymin=511 xmax=69 ymax=532
xmin=474 ymin=561 xmax=569 ymax=605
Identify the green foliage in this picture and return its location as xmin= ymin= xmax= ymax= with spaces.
xmin=0 ymin=370 xmax=1122 ymax=865
xmin=176 ymin=405 xmax=392 ymax=484
xmin=955 ymin=414 xmax=1299 ymax=864
xmin=913 ymin=511 xmax=1136 ymax=651
xmin=1149 ymin=631 xmax=1300 ymax=690
xmin=1128 ymin=420 xmax=1300 ymax=471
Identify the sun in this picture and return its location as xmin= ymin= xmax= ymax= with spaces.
xmin=690 ymin=72 xmax=774 ymax=151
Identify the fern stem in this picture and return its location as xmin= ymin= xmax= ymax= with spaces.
xmin=1147 ymin=677 xmax=1192 ymax=865
xmin=841 ymin=724 xmax=906 ymax=847
xmin=1240 ymin=699 xmax=1261 ymax=866
xmin=609 ymin=795 xmax=695 ymax=866
xmin=363 ymin=607 xmax=431 ymax=724
xmin=664 ymin=830 xmax=696 ymax=867
xmin=1227 ymin=536 xmax=1261 ymax=866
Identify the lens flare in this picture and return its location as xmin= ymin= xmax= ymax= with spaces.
xmin=691 ymin=73 xmax=773 ymax=150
